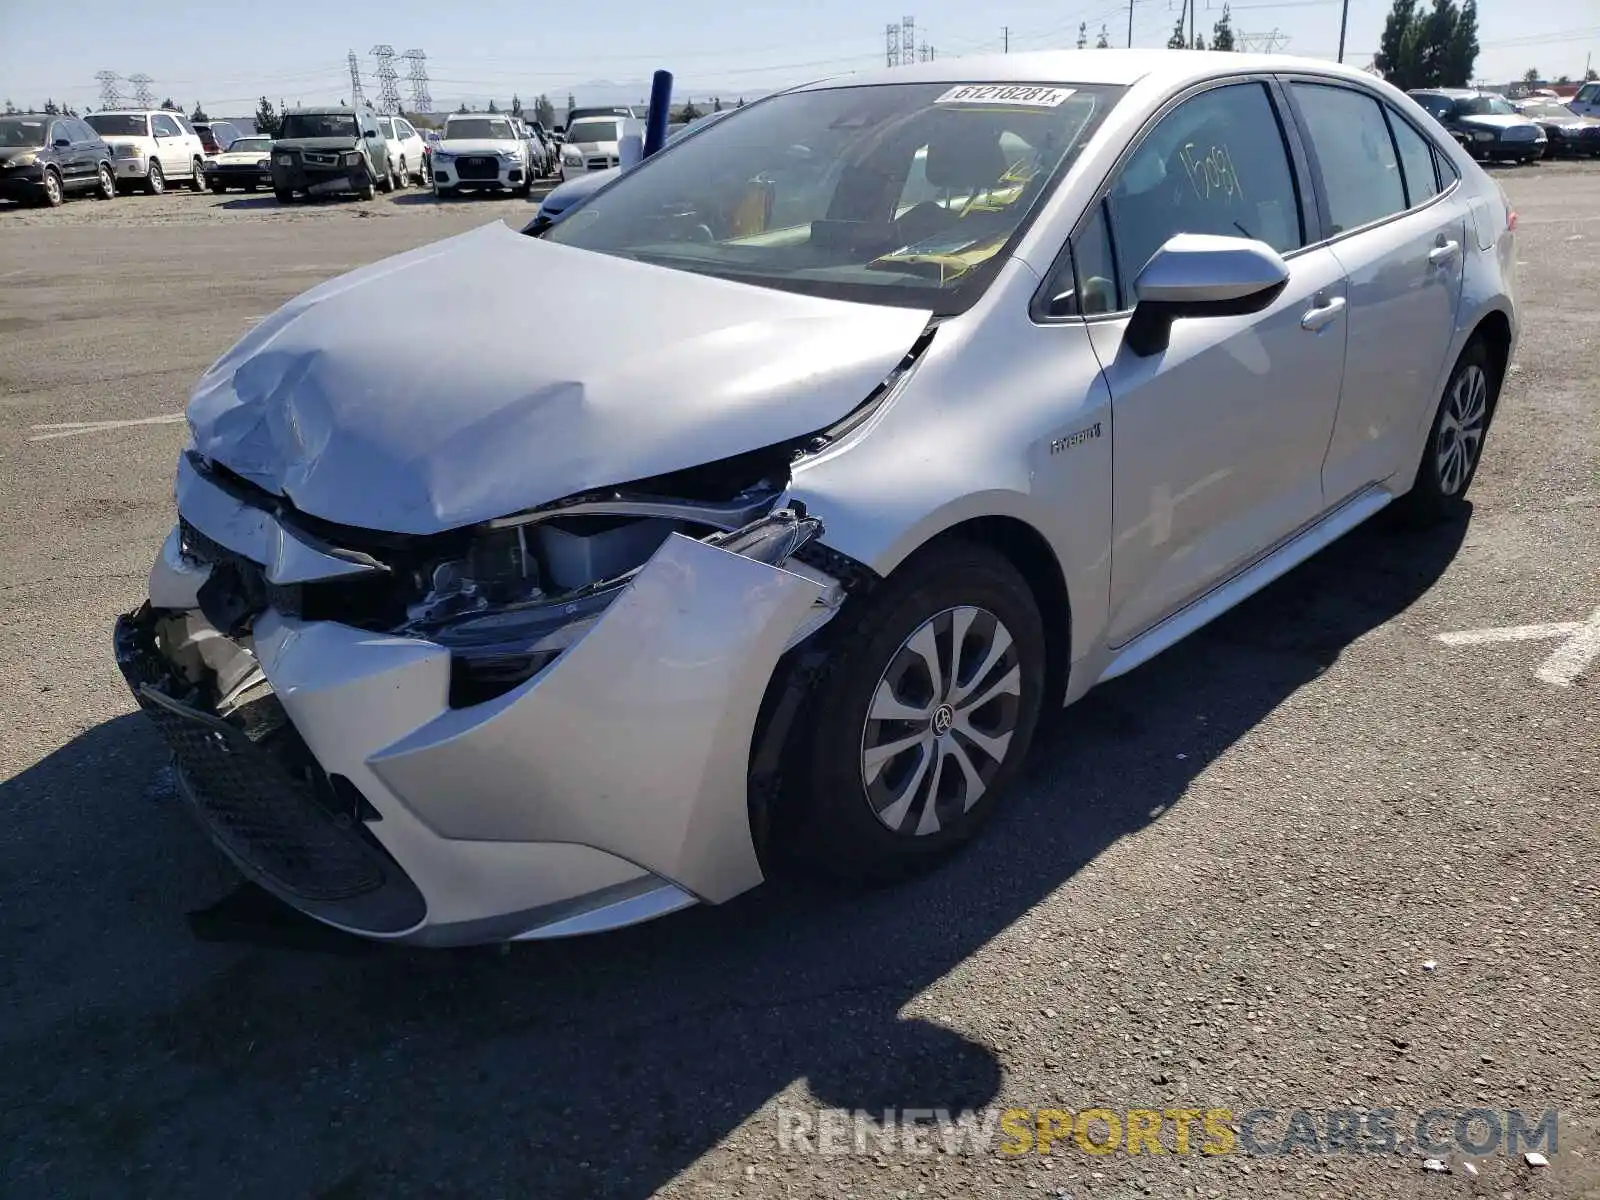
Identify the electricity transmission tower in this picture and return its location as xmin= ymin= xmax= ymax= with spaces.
xmin=347 ymin=50 xmax=365 ymax=108
xmin=901 ymin=15 xmax=916 ymax=67
xmin=95 ymin=71 xmax=123 ymax=109
xmin=370 ymin=45 xmax=402 ymax=113
xmin=126 ymin=73 xmax=155 ymax=108
xmin=402 ymin=49 xmax=432 ymax=113
xmin=886 ymin=23 xmax=900 ymax=66
xmin=1238 ymin=28 xmax=1290 ymax=52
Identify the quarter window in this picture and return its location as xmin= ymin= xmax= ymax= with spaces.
xmin=151 ymin=114 xmax=182 ymax=138
xmin=1291 ymin=83 xmax=1406 ymax=234
xmin=1386 ymin=110 xmax=1441 ymax=207
xmin=1102 ymin=82 xmax=1303 ymax=293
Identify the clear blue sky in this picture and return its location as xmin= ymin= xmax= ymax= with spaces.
xmin=1 ymin=0 xmax=1594 ymax=116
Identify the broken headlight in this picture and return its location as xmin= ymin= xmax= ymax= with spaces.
xmin=411 ymin=507 xmax=823 ymax=708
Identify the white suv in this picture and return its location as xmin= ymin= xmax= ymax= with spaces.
xmin=83 ymin=110 xmax=207 ymax=195
xmin=375 ymin=115 xmax=426 ymax=187
xmin=431 ymin=114 xmax=531 ymax=197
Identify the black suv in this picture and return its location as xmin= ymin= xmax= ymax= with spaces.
xmin=0 ymin=113 xmax=116 ymax=207
xmin=1408 ymin=89 xmax=1546 ymax=163
xmin=269 ymin=106 xmax=392 ymax=202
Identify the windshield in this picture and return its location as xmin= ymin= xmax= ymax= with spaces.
xmin=0 ymin=117 xmax=49 ymax=147
xmin=279 ymin=113 xmax=359 ymax=139
xmin=84 ymin=113 xmax=149 ymax=137
xmin=1520 ymin=103 xmax=1574 ymax=119
xmin=229 ymin=136 xmax=274 ymax=153
xmin=544 ymin=81 xmax=1123 ymax=314
xmin=1459 ymin=95 xmax=1518 ymax=117
xmin=566 ymin=118 xmax=623 ymax=144
xmin=445 ymin=118 xmax=515 ymax=140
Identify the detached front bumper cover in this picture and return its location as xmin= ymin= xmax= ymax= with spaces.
xmin=116 ymin=504 xmax=840 ymax=944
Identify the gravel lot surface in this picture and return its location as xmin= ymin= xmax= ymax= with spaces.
xmin=1 ymin=166 xmax=1596 ymax=1199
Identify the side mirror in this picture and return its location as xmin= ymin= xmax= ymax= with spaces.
xmin=1125 ymin=233 xmax=1289 ymax=357
xmin=363 ymin=129 xmax=377 ymax=138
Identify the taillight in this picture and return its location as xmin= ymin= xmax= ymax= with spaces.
xmin=1507 ymin=209 xmax=1518 ymax=231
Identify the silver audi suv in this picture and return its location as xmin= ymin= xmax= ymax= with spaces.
xmin=116 ymin=50 xmax=1517 ymax=945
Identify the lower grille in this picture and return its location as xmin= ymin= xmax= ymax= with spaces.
xmin=456 ymin=155 xmax=498 ymax=180
xmin=586 ymin=155 xmax=617 ymax=171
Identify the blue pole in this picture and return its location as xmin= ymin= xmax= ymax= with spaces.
xmin=643 ymin=70 xmax=673 ymax=158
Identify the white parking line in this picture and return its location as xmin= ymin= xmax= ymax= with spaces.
xmin=1437 ymin=606 xmax=1600 ymax=687
xmin=29 ymin=413 xmax=186 ymax=442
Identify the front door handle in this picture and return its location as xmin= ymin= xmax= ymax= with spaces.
xmin=1301 ymin=294 xmax=1346 ymax=332
xmin=1428 ymin=239 xmax=1460 ymax=265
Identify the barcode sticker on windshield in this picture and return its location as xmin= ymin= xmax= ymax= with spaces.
xmin=935 ymin=85 xmax=1075 ymax=107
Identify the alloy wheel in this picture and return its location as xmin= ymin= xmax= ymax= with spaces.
xmin=1436 ymin=363 xmax=1489 ymax=496
xmin=860 ymin=606 xmax=1023 ymax=837
xmin=97 ymin=165 xmax=115 ymax=199
xmin=147 ymin=162 xmax=164 ymax=194
xmin=43 ymin=169 xmax=63 ymax=206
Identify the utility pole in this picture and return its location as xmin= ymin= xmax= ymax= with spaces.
xmin=1003 ymin=25 xmax=1009 ymax=52
xmin=1190 ymin=0 xmax=1197 ymax=48
xmin=1337 ymin=0 xmax=1350 ymax=62
xmin=1127 ymin=0 xmax=1135 ymax=47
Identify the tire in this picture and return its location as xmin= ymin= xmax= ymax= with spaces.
xmin=357 ymin=171 xmax=376 ymax=202
xmin=40 ymin=167 xmax=64 ymax=207
xmin=433 ymin=183 xmax=455 ymax=199
xmin=274 ymin=186 xmax=294 ymax=204
xmin=396 ymin=157 xmax=408 ymax=189
xmin=518 ymin=172 xmax=533 ymax=197
xmin=1397 ymin=339 xmax=1498 ymax=524
xmin=777 ymin=540 xmax=1047 ymax=881
xmin=144 ymin=160 xmax=165 ymax=195
xmin=190 ymin=158 xmax=207 ymax=191
xmin=379 ymin=162 xmax=395 ymax=193
xmin=210 ymin=181 xmax=226 ymax=194
xmin=95 ymin=163 xmax=116 ymax=201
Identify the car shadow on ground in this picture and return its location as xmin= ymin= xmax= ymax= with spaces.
xmin=0 ymin=509 xmax=1470 ymax=1197
xmin=217 ymin=195 xmax=280 ymax=211
xmin=389 ymin=188 xmax=551 ymax=206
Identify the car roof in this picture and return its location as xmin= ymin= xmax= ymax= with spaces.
xmin=793 ymin=48 xmax=1387 ymax=92
xmin=1409 ymin=87 xmax=1479 ymax=97
xmin=283 ymin=106 xmax=360 ymax=116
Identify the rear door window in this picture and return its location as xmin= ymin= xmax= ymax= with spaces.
xmin=1385 ymin=110 xmax=1441 ymax=207
xmin=1290 ymin=83 xmax=1406 ymax=234
xmin=151 ymin=113 xmax=182 ymax=138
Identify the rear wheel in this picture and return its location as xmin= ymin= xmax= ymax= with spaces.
xmin=433 ymin=182 xmax=455 ymax=200
xmin=1398 ymin=339 xmax=1497 ymax=523
xmin=144 ymin=160 xmax=165 ymax=195
xmin=778 ymin=541 xmax=1046 ymax=881
xmin=189 ymin=158 xmax=207 ymax=190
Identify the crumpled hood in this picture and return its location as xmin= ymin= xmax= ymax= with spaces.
xmin=186 ymin=221 xmax=932 ymax=535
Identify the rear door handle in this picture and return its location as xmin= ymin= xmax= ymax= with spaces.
xmin=1301 ymin=295 xmax=1346 ymax=332
xmin=1428 ymin=239 xmax=1460 ymax=265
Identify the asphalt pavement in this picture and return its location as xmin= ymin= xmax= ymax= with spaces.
xmin=1 ymin=167 xmax=1596 ymax=1199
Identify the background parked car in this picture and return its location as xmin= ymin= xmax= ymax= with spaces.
xmin=270 ymin=106 xmax=390 ymax=202
xmin=558 ymin=114 xmax=625 ymax=182
xmin=1408 ymin=88 xmax=1546 ymax=162
xmin=563 ymin=105 xmax=634 ymax=131
xmin=83 ymin=110 xmax=208 ymax=194
xmin=1570 ymin=80 xmax=1600 ymax=118
xmin=1515 ymin=99 xmax=1600 ymax=157
xmin=193 ymin=120 xmax=243 ymax=156
xmin=432 ymin=113 xmax=532 ymax=198
xmin=375 ymin=115 xmax=427 ymax=186
xmin=201 ymin=134 xmax=275 ymax=193
xmin=0 ymin=112 xmax=116 ymax=207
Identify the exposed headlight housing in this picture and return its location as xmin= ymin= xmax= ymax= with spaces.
xmin=561 ymin=146 xmax=582 ymax=164
xmin=342 ymin=150 xmax=364 ymax=164
xmin=3 ymin=152 xmax=38 ymax=168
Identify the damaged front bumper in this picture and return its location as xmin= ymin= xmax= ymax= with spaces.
xmin=116 ymin=464 xmax=845 ymax=946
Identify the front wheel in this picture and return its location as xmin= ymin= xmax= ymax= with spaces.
xmin=1398 ymin=340 xmax=1498 ymax=523
xmin=776 ymin=541 xmax=1047 ymax=881
xmin=40 ymin=167 xmax=64 ymax=207
xmin=433 ymin=183 xmax=455 ymax=199
xmin=144 ymin=160 xmax=165 ymax=195
xmin=95 ymin=163 xmax=116 ymax=200
xmin=273 ymin=186 xmax=295 ymax=204
xmin=357 ymin=171 xmax=376 ymax=202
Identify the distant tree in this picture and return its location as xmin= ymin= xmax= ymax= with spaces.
xmin=1077 ymin=21 xmax=1088 ymax=48
xmin=1556 ymin=73 xmax=1572 ymax=85
xmin=43 ymin=98 xmax=60 ymax=114
xmin=1167 ymin=17 xmax=1188 ymax=49
xmin=737 ymin=96 xmax=745 ymax=106
xmin=533 ymin=94 xmax=555 ymax=126
xmin=1095 ymin=24 xmax=1110 ymax=48
xmin=457 ymin=102 xmax=470 ymax=114
xmin=713 ymin=96 xmax=722 ymax=112
xmin=191 ymin=102 xmax=208 ymax=121
xmin=1193 ymin=32 xmax=1207 ymax=49
xmin=1447 ymin=0 xmax=1478 ymax=84
xmin=254 ymin=97 xmax=279 ymax=136
xmin=2 ymin=99 xmax=15 ymax=115
xmin=1522 ymin=67 xmax=1540 ymax=85
xmin=680 ymin=100 xmax=702 ymax=121
xmin=511 ymin=94 xmax=523 ymax=117
xmin=1588 ymin=67 xmax=1598 ymax=81
xmin=160 ymin=97 xmax=180 ymax=111
xmin=1375 ymin=0 xmax=1474 ymax=88
xmin=487 ymin=98 xmax=499 ymax=113
xmin=1212 ymin=3 xmax=1236 ymax=51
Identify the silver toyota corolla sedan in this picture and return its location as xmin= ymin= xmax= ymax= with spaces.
xmin=116 ymin=50 xmax=1517 ymax=946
